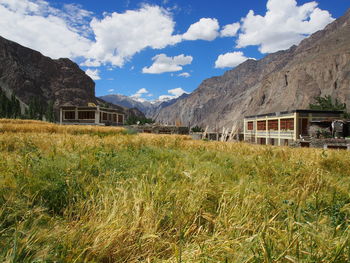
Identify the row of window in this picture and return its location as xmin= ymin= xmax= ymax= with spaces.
xmin=247 ymin=118 xmax=295 ymax=131
xmin=63 ymin=111 xmax=124 ymax=123
xmin=100 ymin=112 xmax=124 ymax=123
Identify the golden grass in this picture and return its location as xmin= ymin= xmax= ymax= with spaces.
xmin=0 ymin=118 xmax=125 ymax=135
xmin=1 ymin=119 xmax=350 ymax=262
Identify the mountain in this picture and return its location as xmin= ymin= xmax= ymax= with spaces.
xmin=155 ymin=9 xmax=350 ymax=132
xmin=99 ymin=94 xmax=158 ymax=117
xmin=0 ymin=35 xmax=144 ymax=119
xmin=100 ymin=93 xmax=189 ymax=119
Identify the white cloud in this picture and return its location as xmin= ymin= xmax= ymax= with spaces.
xmin=237 ymin=0 xmax=334 ymax=53
xmin=88 ymin=5 xmax=182 ymax=67
xmin=220 ymin=22 xmax=240 ymax=37
xmin=85 ymin=69 xmax=101 ymax=80
xmin=158 ymin=87 xmax=188 ymax=101
xmin=80 ymin=59 xmax=101 ymax=67
xmin=142 ymin=54 xmax=193 ymax=74
xmin=215 ymin=51 xmax=254 ymax=69
xmin=168 ymin=87 xmax=188 ymax=97
xmin=0 ymin=0 xmax=92 ymax=59
xmin=108 ymin=88 xmax=115 ymax=92
xmin=131 ymin=88 xmax=150 ymax=101
xmin=178 ymin=72 xmax=190 ymax=78
xmin=182 ymin=18 xmax=220 ymax=41
xmin=136 ymin=88 xmax=148 ymax=94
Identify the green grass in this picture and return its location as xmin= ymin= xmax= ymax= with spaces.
xmin=1 ymin=120 xmax=350 ymax=262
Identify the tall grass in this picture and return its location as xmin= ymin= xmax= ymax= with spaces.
xmin=1 ymin=119 xmax=350 ymax=262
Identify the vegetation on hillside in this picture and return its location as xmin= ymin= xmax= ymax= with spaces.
xmin=309 ymin=95 xmax=350 ymax=118
xmin=0 ymin=90 xmax=21 ymax=118
xmin=1 ymin=120 xmax=350 ymax=262
xmin=126 ymin=115 xmax=155 ymax=125
xmin=0 ymin=90 xmax=55 ymax=121
xmin=191 ymin=125 xmax=204 ymax=133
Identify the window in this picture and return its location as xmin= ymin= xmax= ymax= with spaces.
xmin=102 ymin=113 xmax=107 ymax=121
xmin=268 ymin=120 xmax=278 ymax=130
xmin=257 ymin=121 xmax=266 ymax=130
xmin=78 ymin=111 xmax=95 ymax=119
xmin=118 ymin=114 xmax=124 ymax=123
xmin=247 ymin=121 xmax=253 ymax=130
xmin=280 ymin=118 xmax=294 ymax=130
xmin=113 ymin=114 xmax=117 ymax=122
xmin=64 ymin=111 xmax=75 ymax=120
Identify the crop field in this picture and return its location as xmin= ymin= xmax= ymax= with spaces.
xmin=1 ymin=119 xmax=350 ymax=262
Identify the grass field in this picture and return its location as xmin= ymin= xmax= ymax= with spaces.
xmin=1 ymin=119 xmax=350 ymax=262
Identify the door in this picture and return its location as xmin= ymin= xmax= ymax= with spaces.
xmin=301 ymin=119 xmax=308 ymax=136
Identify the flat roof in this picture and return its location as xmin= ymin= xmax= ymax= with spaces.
xmin=60 ymin=105 xmax=124 ymax=114
xmin=244 ymin=109 xmax=344 ymax=119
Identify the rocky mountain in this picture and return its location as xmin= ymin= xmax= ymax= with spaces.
xmin=155 ymin=9 xmax=350 ymax=132
xmin=100 ymin=93 xmax=189 ymax=119
xmin=100 ymin=94 xmax=158 ymax=117
xmin=0 ymin=35 xmax=143 ymax=119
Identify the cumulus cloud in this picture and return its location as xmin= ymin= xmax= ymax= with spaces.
xmin=0 ymin=0 xmax=92 ymax=59
xmin=85 ymin=69 xmax=101 ymax=80
xmin=131 ymin=88 xmax=150 ymax=101
xmin=158 ymin=87 xmax=188 ymax=101
xmin=215 ymin=51 xmax=254 ymax=69
xmin=80 ymin=59 xmax=101 ymax=67
xmin=237 ymin=0 xmax=334 ymax=53
xmin=178 ymin=72 xmax=190 ymax=78
xmin=182 ymin=18 xmax=220 ymax=41
xmin=220 ymin=22 xmax=240 ymax=37
xmin=142 ymin=54 xmax=193 ymax=74
xmin=88 ymin=5 xmax=182 ymax=67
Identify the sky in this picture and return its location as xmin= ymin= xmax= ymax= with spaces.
xmin=0 ymin=0 xmax=348 ymax=102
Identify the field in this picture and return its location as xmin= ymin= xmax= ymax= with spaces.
xmin=1 ymin=119 xmax=350 ymax=262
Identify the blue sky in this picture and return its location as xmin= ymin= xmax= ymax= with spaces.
xmin=0 ymin=0 xmax=348 ymax=101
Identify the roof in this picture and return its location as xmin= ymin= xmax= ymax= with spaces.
xmin=60 ymin=105 xmax=124 ymax=114
xmin=244 ymin=109 xmax=344 ymax=119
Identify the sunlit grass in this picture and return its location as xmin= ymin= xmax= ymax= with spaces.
xmin=1 ymin=119 xmax=350 ymax=262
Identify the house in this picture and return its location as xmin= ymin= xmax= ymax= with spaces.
xmin=243 ymin=109 xmax=343 ymax=146
xmin=59 ymin=105 xmax=125 ymax=126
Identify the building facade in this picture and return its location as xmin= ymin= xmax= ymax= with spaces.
xmin=243 ymin=110 xmax=343 ymax=145
xmin=60 ymin=106 xmax=125 ymax=126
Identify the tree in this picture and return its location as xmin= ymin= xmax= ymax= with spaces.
xmin=0 ymin=90 xmax=21 ymax=118
xmin=45 ymin=101 xmax=55 ymax=122
xmin=309 ymin=95 xmax=346 ymax=111
xmin=309 ymin=95 xmax=350 ymax=119
xmin=125 ymin=116 xmax=154 ymax=125
xmin=191 ymin=125 xmax=204 ymax=132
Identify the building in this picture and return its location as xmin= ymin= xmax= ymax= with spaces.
xmin=243 ymin=109 xmax=343 ymax=146
xmin=60 ymin=105 xmax=125 ymax=126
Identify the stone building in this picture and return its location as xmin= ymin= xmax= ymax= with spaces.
xmin=243 ymin=109 xmax=343 ymax=146
xmin=60 ymin=105 xmax=125 ymax=126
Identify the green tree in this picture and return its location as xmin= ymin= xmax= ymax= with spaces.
xmin=45 ymin=101 xmax=55 ymax=122
xmin=0 ymin=90 xmax=22 ymax=118
xmin=191 ymin=125 xmax=204 ymax=132
xmin=125 ymin=116 xmax=155 ymax=125
xmin=309 ymin=95 xmax=346 ymax=111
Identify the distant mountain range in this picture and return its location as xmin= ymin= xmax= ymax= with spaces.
xmin=154 ymin=8 xmax=350 ymax=131
xmin=100 ymin=93 xmax=189 ymax=119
